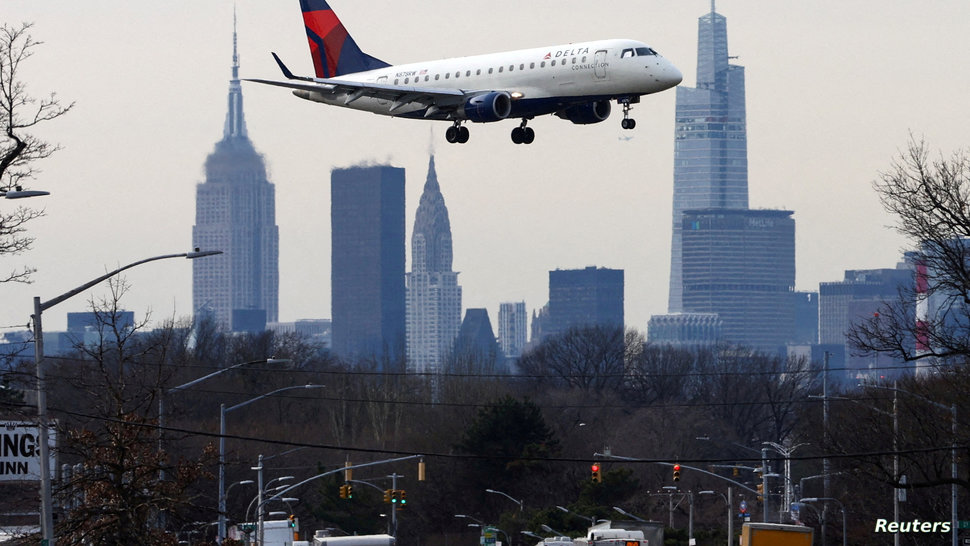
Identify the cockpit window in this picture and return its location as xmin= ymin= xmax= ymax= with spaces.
xmin=621 ymin=48 xmax=635 ymax=58
xmin=635 ymin=47 xmax=658 ymax=56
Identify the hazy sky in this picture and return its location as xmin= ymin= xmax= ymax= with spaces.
xmin=1 ymin=1 xmax=968 ymax=333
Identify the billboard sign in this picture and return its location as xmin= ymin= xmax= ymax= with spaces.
xmin=0 ymin=422 xmax=56 ymax=482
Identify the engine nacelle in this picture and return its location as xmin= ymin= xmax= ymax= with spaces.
xmin=558 ymin=100 xmax=612 ymax=125
xmin=461 ymin=91 xmax=512 ymax=122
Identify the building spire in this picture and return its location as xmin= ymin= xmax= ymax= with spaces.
xmin=223 ymin=4 xmax=248 ymax=140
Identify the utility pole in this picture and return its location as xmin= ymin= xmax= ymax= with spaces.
xmin=822 ymin=351 xmax=830 ymax=544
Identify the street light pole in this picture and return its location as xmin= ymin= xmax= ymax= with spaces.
xmin=219 ymin=384 xmax=323 ymax=544
xmin=486 ymin=488 xmax=524 ymax=512
xmin=800 ymin=498 xmax=847 ymax=546
xmin=870 ymin=383 xmax=958 ymax=546
xmin=32 ymin=249 xmax=221 ymax=546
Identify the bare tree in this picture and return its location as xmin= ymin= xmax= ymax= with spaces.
xmin=848 ymin=138 xmax=970 ymax=364
xmin=1 ymin=22 xmax=73 ymax=282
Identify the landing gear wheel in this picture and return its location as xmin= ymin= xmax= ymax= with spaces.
xmin=457 ymin=126 xmax=470 ymax=143
xmin=620 ymin=100 xmax=636 ymax=130
xmin=511 ymin=119 xmax=535 ymax=144
xmin=446 ymin=126 xmax=459 ymax=143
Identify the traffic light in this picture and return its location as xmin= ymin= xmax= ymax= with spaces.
xmin=672 ymin=464 xmax=681 ymax=482
xmin=756 ymin=483 xmax=764 ymax=502
xmin=288 ymin=514 xmax=297 ymax=529
xmin=398 ymin=490 xmax=407 ymax=509
xmin=339 ymin=484 xmax=348 ymax=499
xmin=591 ymin=462 xmax=602 ymax=483
xmin=383 ymin=489 xmax=392 ymax=504
xmin=732 ymin=465 xmax=740 ymax=477
xmin=342 ymin=484 xmax=353 ymax=499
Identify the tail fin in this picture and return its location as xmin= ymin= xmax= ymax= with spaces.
xmin=300 ymin=0 xmax=390 ymax=78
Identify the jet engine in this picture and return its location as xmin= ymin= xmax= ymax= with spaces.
xmin=461 ymin=92 xmax=513 ymax=122
xmin=558 ymin=100 xmax=611 ymax=124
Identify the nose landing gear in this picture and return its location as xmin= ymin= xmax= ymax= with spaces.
xmin=620 ymin=99 xmax=636 ymax=130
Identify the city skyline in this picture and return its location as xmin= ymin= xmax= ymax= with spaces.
xmin=0 ymin=1 xmax=967 ymax=333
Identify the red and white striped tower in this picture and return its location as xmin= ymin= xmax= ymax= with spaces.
xmin=914 ymin=258 xmax=932 ymax=375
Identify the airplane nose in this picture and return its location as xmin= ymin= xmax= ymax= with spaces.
xmin=664 ymin=62 xmax=683 ymax=88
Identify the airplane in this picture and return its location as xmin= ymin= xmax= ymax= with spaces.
xmin=246 ymin=0 xmax=683 ymax=145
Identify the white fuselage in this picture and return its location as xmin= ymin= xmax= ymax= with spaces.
xmin=298 ymin=38 xmax=682 ymax=120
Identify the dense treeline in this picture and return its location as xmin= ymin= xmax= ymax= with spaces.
xmin=2 ymin=296 xmax=968 ymax=545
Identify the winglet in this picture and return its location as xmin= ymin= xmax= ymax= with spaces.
xmin=272 ymin=52 xmax=298 ymax=80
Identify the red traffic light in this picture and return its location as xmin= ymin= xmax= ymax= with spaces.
xmin=673 ymin=464 xmax=681 ymax=471
xmin=591 ymin=464 xmax=600 ymax=472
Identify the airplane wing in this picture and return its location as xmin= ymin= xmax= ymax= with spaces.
xmin=245 ymin=52 xmax=469 ymax=117
xmin=245 ymin=76 xmax=466 ymax=113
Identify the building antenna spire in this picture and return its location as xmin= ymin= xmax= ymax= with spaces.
xmin=711 ymin=0 xmax=716 ymax=14
xmin=232 ymin=3 xmax=239 ymax=81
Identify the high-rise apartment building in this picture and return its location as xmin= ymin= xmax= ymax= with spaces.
xmin=668 ymin=4 xmax=748 ymax=312
xmin=546 ymin=267 xmax=624 ymax=339
xmin=193 ymin=23 xmax=279 ymax=331
xmin=498 ymin=302 xmax=527 ymax=359
xmin=681 ymin=208 xmax=794 ymax=351
xmin=331 ymin=165 xmax=406 ymax=364
xmin=406 ymin=156 xmax=462 ymax=375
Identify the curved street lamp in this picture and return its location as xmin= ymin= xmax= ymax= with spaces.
xmin=32 ymin=249 xmax=221 ymax=545
xmin=220 ymin=384 xmax=324 ymax=543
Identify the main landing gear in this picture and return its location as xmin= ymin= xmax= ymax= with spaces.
xmin=620 ymin=99 xmax=637 ymax=130
xmin=510 ymin=119 xmax=535 ymax=145
xmin=445 ymin=122 xmax=470 ymax=144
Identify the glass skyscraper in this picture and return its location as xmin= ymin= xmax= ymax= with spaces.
xmin=193 ymin=22 xmax=279 ymax=331
xmin=681 ymin=209 xmax=794 ymax=350
xmin=668 ymin=4 xmax=748 ymax=312
xmin=331 ymin=165 xmax=406 ymax=364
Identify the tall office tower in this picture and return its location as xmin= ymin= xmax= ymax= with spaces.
xmin=498 ymin=301 xmax=527 ymax=359
xmin=681 ymin=209 xmax=794 ymax=351
xmin=668 ymin=3 xmax=748 ymax=312
xmin=406 ymin=156 xmax=462 ymax=375
xmin=546 ymin=267 xmax=624 ymax=340
xmin=331 ymin=165 xmax=406 ymax=364
xmin=193 ymin=20 xmax=279 ymax=331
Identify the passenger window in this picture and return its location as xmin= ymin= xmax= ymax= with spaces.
xmin=394 ymin=79 xmax=399 ymax=85
xmin=476 ymin=69 xmax=481 ymax=75
xmin=519 ymin=64 xmax=524 ymax=70
xmin=582 ymin=56 xmax=587 ymax=63
xmin=530 ymin=62 xmax=535 ymax=69
xmin=498 ymin=66 xmax=503 ymax=72
xmin=425 ymin=75 xmax=429 ymax=82
xmin=466 ymin=70 xmax=471 ymax=77
xmin=445 ymin=73 xmax=450 ymax=79
xmin=509 ymin=65 xmax=514 ymax=71
xmin=404 ymin=77 xmax=409 ymax=84
xmin=489 ymin=67 xmax=494 ymax=74
xmin=435 ymin=74 xmax=440 ymax=80
xmin=572 ymin=57 xmax=577 ymax=64
xmin=541 ymin=61 xmax=546 ymax=68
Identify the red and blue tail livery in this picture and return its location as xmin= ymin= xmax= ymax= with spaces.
xmin=300 ymin=0 xmax=388 ymax=78
xmin=248 ymin=1 xmax=682 ymax=144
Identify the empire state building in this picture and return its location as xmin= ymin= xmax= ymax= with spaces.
xmin=193 ymin=20 xmax=279 ymax=331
